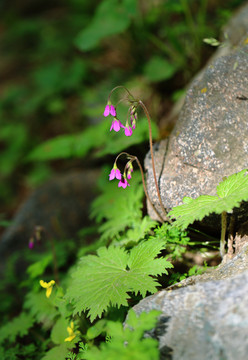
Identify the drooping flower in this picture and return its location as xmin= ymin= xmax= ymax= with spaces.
xmin=104 ymin=103 xmax=116 ymax=117
xmin=131 ymin=118 xmax=136 ymax=130
xmin=109 ymin=166 xmax=122 ymax=181
xmin=126 ymin=162 xmax=133 ymax=180
xmin=40 ymin=279 xmax=55 ymax=298
xmin=65 ymin=321 xmax=77 ymax=342
xmin=124 ymin=126 xmax=133 ymax=137
xmin=110 ymin=118 xmax=124 ymax=132
xmin=118 ymin=176 xmax=130 ymax=189
xmin=130 ymin=105 xmax=137 ymax=130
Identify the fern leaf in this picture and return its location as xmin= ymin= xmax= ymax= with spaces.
xmin=119 ymin=216 xmax=158 ymax=246
xmin=168 ymin=169 xmax=248 ymax=229
xmin=90 ymin=171 xmax=143 ymax=241
xmin=83 ymin=309 xmax=161 ymax=360
xmin=0 ymin=312 xmax=34 ymax=344
xmin=66 ymin=239 xmax=172 ymax=321
xmin=24 ymin=292 xmax=58 ymax=328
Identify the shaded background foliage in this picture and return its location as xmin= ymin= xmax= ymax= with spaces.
xmin=0 ymin=0 xmax=246 ymax=357
xmin=0 ymin=0 xmax=245 ymax=228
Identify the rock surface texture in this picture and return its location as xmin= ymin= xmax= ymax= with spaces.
xmin=132 ymin=240 xmax=248 ymax=360
xmin=146 ymin=38 xmax=248 ymax=222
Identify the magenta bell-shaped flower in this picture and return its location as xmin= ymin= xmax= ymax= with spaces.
xmin=118 ymin=176 xmax=130 ymax=189
xmin=104 ymin=104 xmax=116 ymax=117
xmin=109 ymin=167 xmax=122 ymax=181
xmin=124 ymin=126 xmax=133 ymax=137
xmin=110 ymin=118 xmax=124 ymax=132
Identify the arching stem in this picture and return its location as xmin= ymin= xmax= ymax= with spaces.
xmin=138 ymin=100 xmax=170 ymax=222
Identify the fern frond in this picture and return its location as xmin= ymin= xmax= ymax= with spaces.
xmin=90 ymin=171 xmax=144 ymax=241
xmin=0 ymin=312 xmax=34 ymax=344
xmin=83 ymin=309 xmax=161 ymax=360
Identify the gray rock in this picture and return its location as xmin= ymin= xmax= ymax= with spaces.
xmin=0 ymin=170 xmax=99 ymax=277
xmin=160 ymin=2 xmax=248 ymax=131
xmin=132 ymin=241 xmax=248 ymax=360
xmin=145 ymin=39 xmax=248 ymax=223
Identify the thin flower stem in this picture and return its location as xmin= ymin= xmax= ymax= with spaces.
xmin=115 ymin=151 xmax=132 ymax=163
xmin=135 ymin=157 xmax=165 ymax=223
xmin=138 ymin=100 xmax=170 ymax=222
xmin=49 ymin=237 xmax=60 ymax=285
xmin=109 ymin=85 xmax=135 ymax=103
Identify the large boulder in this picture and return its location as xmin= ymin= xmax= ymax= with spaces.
xmin=132 ymin=238 xmax=248 ymax=360
xmin=145 ymin=38 xmax=248 ymax=225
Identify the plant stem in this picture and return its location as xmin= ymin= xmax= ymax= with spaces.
xmin=227 ymin=214 xmax=235 ymax=257
xmin=48 ymin=236 xmax=60 ymax=284
xmin=138 ymin=100 xmax=170 ymax=222
xmin=220 ymin=211 xmax=227 ymax=258
xmin=135 ymin=156 xmax=164 ymax=223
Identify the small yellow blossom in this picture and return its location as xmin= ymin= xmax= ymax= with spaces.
xmin=39 ymin=279 xmax=55 ymax=298
xmin=65 ymin=321 xmax=77 ymax=342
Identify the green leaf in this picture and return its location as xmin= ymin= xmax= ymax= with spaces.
xmin=51 ymin=317 xmax=68 ymax=345
xmin=0 ymin=312 xmax=34 ymax=344
xmin=27 ymin=134 xmax=78 ymax=161
xmin=203 ymin=38 xmax=220 ymax=46
xmin=125 ymin=308 xmax=161 ymax=335
xmin=168 ymin=169 xmax=248 ymax=229
xmin=90 ymin=171 xmax=144 ymax=241
xmin=149 ymin=222 xmax=191 ymax=260
xmin=120 ymin=216 xmax=158 ymax=246
xmin=24 ymin=292 xmax=58 ymax=328
xmin=27 ymin=254 xmax=53 ymax=279
xmin=41 ymin=343 xmax=72 ymax=360
xmin=75 ymin=0 xmax=134 ymax=51
xmin=26 ymin=122 xmax=107 ymax=161
xmin=66 ymin=239 xmax=172 ymax=321
xmin=86 ymin=319 xmax=108 ymax=340
xmin=143 ymin=56 xmax=178 ymax=82
xmin=27 ymin=116 xmax=157 ymax=162
xmin=84 ymin=310 xmax=160 ymax=360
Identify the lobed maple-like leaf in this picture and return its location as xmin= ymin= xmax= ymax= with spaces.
xmin=168 ymin=169 xmax=248 ymax=229
xmin=66 ymin=239 xmax=172 ymax=321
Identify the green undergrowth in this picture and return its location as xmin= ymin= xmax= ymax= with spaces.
xmin=1 ymin=1 xmax=246 ymax=358
xmin=1 ymin=165 xmax=247 ymax=359
xmin=0 ymin=169 xmax=194 ymax=359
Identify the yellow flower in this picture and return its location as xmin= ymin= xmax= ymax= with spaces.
xmin=65 ymin=321 xmax=77 ymax=342
xmin=39 ymin=279 xmax=55 ymax=298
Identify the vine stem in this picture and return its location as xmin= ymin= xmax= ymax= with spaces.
xmin=138 ymin=100 xmax=170 ymax=223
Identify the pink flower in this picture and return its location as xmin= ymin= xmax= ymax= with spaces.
xmin=131 ymin=118 xmax=136 ymax=130
xmin=109 ymin=167 xmax=122 ymax=181
xmin=104 ymin=104 xmax=116 ymax=117
xmin=126 ymin=162 xmax=133 ymax=180
xmin=29 ymin=238 xmax=34 ymax=249
xmin=118 ymin=177 xmax=130 ymax=189
xmin=110 ymin=118 xmax=123 ymax=132
xmin=124 ymin=126 xmax=133 ymax=137
xmin=127 ymin=168 xmax=133 ymax=180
